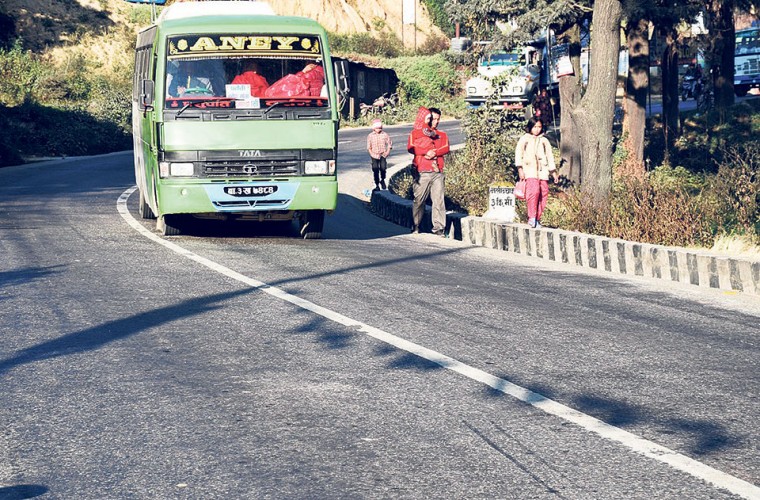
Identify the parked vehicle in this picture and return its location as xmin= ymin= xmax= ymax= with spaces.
xmin=735 ymin=27 xmax=760 ymax=97
xmin=465 ymin=35 xmax=560 ymax=110
xmin=464 ymin=24 xmax=596 ymax=114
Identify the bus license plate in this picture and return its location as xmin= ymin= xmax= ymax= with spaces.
xmin=225 ymin=185 xmax=277 ymax=197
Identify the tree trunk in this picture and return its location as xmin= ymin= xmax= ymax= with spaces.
xmin=558 ymin=23 xmax=583 ymax=185
xmin=660 ymin=26 xmax=680 ymax=156
xmin=572 ymin=0 xmax=622 ymax=202
xmin=621 ymin=17 xmax=649 ymax=178
xmin=704 ymin=0 xmax=736 ymax=111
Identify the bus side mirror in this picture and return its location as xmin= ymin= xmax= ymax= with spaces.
xmin=140 ymin=79 xmax=155 ymax=113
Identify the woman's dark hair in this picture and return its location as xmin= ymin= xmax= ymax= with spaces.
xmin=525 ymin=116 xmax=542 ymax=133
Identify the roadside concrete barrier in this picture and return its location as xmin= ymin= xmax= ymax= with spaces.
xmin=369 ymin=188 xmax=760 ymax=297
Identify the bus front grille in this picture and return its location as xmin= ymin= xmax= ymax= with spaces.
xmin=204 ymin=160 xmax=299 ymax=178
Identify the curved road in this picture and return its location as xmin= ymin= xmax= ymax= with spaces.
xmin=0 ymin=128 xmax=759 ymax=499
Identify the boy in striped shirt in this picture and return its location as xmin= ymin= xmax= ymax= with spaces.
xmin=367 ymin=119 xmax=392 ymax=190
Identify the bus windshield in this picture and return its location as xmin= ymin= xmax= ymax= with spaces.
xmin=164 ymin=33 xmax=329 ymax=114
xmin=736 ymin=28 xmax=760 ymax=56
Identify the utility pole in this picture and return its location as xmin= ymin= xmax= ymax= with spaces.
xmin=402 ymin=0 xmax=415 ymax=52
xmin=414 ymin=0 xmax=417 ymax=53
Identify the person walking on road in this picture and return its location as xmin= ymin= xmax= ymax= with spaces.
xmin=367 ymin=119 xmax=392 ymax=190
xmin=515 ymin=116 xmax=558 ymax=228
xmin=407 ymin=107 xmax=450 ymax=235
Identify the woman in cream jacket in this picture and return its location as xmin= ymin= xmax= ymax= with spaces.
xmin=515 ymin=117 xmax=559 ymax=228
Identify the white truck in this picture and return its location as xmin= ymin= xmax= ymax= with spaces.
xmin=465 ymin=37 xmax=558 ymax=109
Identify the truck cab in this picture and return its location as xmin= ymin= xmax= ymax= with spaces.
xmin=465 ymin=39 xmax=556 ymax=109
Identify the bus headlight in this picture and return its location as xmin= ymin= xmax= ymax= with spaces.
xmin=160 ymin=161 xmax=194 ymax=177
xmin=304 ymin=160 xmax=335 ymax=175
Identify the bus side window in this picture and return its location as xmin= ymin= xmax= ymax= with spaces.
xmin=134 ymin=46 xmax=152 ymax=103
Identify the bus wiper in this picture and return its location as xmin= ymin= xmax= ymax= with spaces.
xmin=263 ymin=101 xmax=285 ymax=115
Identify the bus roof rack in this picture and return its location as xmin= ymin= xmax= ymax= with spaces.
xmin=158 ymin=1 xmax=276 ymax=22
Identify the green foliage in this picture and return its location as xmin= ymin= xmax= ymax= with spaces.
xmin=328 ymin=31 xmax=403 ymax=58
xmin=443 ymin=49 xmax=479 ymax=68
xmin=0 ymin=101 xmax=131 ymax=165
xmin=611 ymin=131 xmax=629 ymax=172
xmin=647 ymin=98 xmax=760 ymax=174
xmin=422 ymin=0 xmax=453 ymax=37
xmin=0 ymin=105 xmax=23 ymax=166
xmin=445 ymin=0 xmax=591 ymax=44
xmin=54 ymin=53 xmax=94 ymax=101
xmin=649 ymin=163 xmax=705 ymax=194
xmin=385 ymin=54 xmax=460 ymax=104
xmin=341 ymin=52 xmax=465 ymax=129
xmin=89 ymin=75 xmax=132 ymax=134
xmin=0 ymin=41 xmax=49 ymax=106
xmin=128 ymin=4 xmax=155 ymax=26
xmin=0 ymin=28 xmax=133 ymax=164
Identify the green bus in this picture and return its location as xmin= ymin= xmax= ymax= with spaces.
xmin=131 ymin=1 xmax=339 ymax=238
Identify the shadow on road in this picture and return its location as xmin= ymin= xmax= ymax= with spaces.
xmin=0 ymin=288 xmax=255 ymax=377
xmin=0 ymin=484 xmax=49 ymax=499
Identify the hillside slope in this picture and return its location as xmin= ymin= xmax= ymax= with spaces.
xmin=268 ymin=0 xmax=442 ymax=45
xmin=3 ymin=0 xmax=443 ymax=53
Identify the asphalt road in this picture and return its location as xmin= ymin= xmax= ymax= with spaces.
xmin=1 ymin=129 xmax=759 ymax=499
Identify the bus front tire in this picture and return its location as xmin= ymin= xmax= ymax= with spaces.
xmin=158 ymin=214 xmax=183 ymax=236
xmin=300 ymin=210 xmax=325 ymax=239
xmin=138 ymin=189 xmax=156 ymax=220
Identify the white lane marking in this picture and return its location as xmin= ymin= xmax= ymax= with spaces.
xmin=118 ymin=186 xmax=759 ymax=499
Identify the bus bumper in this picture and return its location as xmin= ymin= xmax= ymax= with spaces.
xmin=156 ymin=178 xmax=338 ymax=216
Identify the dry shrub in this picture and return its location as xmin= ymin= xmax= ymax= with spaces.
xmin=417 ymin=34 xmax=450 ymax=56
xmin=557 ymin=171 xmax=715 ymax=247
xmin=709 ymin=142 xmax=760 ymax=241
xmin=554 ymin=143 xmax=760 ymax=249
xmin=389 ymin=164 xmax=416 ymax=200
xmin=608 ymin=175 xmax=715 ymax=246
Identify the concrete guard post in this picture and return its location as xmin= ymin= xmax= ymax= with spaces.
xmin=369 ymin=189 xmax=760 ymax=297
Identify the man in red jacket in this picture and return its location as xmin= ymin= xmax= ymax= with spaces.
xmin=407 ymin=107 xmax=450 ymax=235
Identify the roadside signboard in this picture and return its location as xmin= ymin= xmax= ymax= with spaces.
xmin=483 ymin=185 xmax=516 ymax=222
